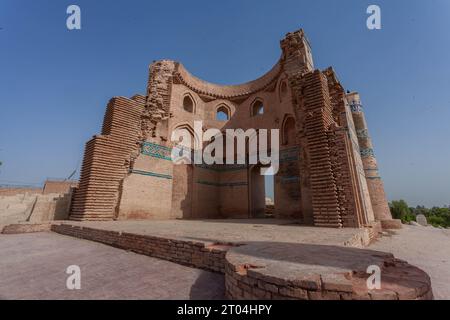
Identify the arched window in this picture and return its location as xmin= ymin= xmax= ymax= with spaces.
xmin=216 ymin=105 xmax=230 ymax=121
xmin=251 ymin=100 xmax=264 ymax=116
xmin=183 ymin=95 xmax=194 ymax=113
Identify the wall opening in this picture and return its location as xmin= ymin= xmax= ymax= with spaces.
xmin=183 ymin=95 xmax=194 ymax=113
xmin=249 ymin=164 xmax=274 ymax=218
xmin=172 ymin=164 xmax=194 ymax=219
xmin=216 ymin=105 xmax=230 ymax=121
xmin=265 ymin=174 xmax=275 ymax=217
xmin=171 ymin=124 xmax=195 ymax=219
xmin=251 ymin=100 xmax=264 ymax=116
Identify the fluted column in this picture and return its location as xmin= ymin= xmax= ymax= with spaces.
xmin=347 ymin=93 xmax=401 ymax=228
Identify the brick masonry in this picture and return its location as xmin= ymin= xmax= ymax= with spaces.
xmin=70 ymin=96 xmax=146 ymax=221
xmin=2 ymin=223 xmax=51 ymax=234
xmin=224 ymin=242 xmax=433 ymax=300
xmin=69 ymin=28 xmax=397 ymax=230
xmin=46 ymin=223 xmax=432 ymax=300
xmin=224 ymin=260 xmax=433 ymax=300
xmin=50 ymin=224 xmax=229 ymax=273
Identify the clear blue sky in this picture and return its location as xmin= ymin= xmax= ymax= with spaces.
xmin=1 ymin=0 xmax=449 ymax=207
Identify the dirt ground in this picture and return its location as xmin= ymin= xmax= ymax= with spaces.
xmin=370 ymin=224 xmax=450 ymax=300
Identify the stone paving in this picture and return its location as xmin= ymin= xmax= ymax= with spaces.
xmin=0 ymin=232 xmax=224 ymax=300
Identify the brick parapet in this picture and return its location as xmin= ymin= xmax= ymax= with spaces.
xmin=174 ymin=61 xmax=282 ymax=99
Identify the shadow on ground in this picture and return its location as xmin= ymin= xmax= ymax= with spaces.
xmin=189 ymin=271 xmax=225 ymax=300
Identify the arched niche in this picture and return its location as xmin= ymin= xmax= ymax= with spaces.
xmin=279 ymin=81 xmax=288 ymax=101
xmin=182 ymin=93 xmax=195 ymax=113
xmin=281 ymin=115 xmax=296 ymax=146
xmin=171 ymin=122 xmax=201 ymax=151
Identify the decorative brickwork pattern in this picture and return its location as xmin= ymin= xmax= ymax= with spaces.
xmin=141 ymin=142 xmax=172 ymax=160
xmin=70 ymin=96 xmax=145 ymax=221
xmin=348 ymin=92 xmax=394 ymax=223
xmin=290 ymin=71 xmax=342 ymax=227
xmin=324 ymin=68 xmax=370 ymax=228
xmin=173 ymin=62 xmax=282 ymax=99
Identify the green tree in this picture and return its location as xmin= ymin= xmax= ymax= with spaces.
xmin=398 ymin=203 xmax=450 ymax=228
xmin=428 ymin=215 xmax=446 ymax=228
xmin=389 ymin=200 xmax=415 ymax=223
xmin=412 ymin=205 xmax=429 ymax=216
xmin=427 ymin=207 xmax=450 ymax=227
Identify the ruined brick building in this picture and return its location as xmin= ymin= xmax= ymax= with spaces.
xmin=69 ymin=29 xmax=398 ymax=229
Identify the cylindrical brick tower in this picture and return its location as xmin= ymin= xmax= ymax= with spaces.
xmin=347 ymin=92 xmax=402 ymax=229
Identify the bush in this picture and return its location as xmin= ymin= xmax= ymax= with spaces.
xmin=427 ymin=215 xmax=447 ymax=228
xmin=395 ymin=202 xmax=450 ymax=228
xmin=389 ymin=200 xmax=415 ymax=224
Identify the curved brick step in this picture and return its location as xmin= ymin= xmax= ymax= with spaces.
xmin=224 ymin=242 xmax=433 ymax=300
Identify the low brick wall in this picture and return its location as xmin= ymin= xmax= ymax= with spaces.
xmin=224 ymin=247 xmax=433 ymax=300
xmin=225 ymin=264 xmax=433 ymax=300
xmin=2 ymin=223 xmax=51 ymax=234
xmin=51 ymin=224 xmax=229 ymax=273
xmin=225 ymin=261 xmax=320 ymax=299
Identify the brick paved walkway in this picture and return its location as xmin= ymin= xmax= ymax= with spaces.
xmin=0 ymin=233 xmax=224 ymax=300
xmin=61 ymin=219 xmax=364 ymax=246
